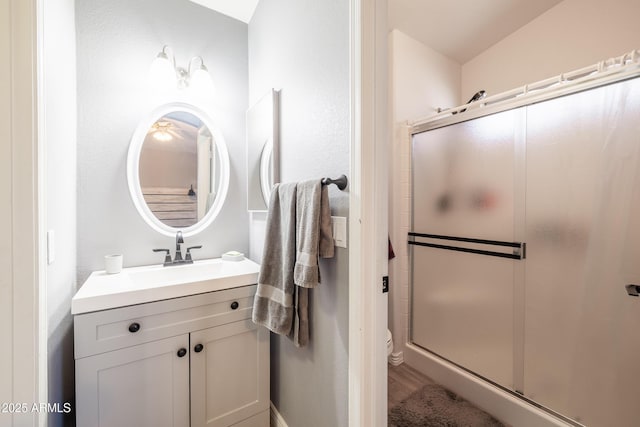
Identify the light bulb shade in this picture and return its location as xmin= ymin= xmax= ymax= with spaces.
xmin=149 ymin=52 xmax=176 ymax=90
xmin=189 ymin=66 xmax=214 ymax=93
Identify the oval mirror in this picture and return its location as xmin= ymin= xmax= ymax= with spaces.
xmin=127 ymin=103 xmax=230 ymax=237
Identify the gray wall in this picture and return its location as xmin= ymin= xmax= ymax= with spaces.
xmin=76 ymin=0 xmax=249 ymax=283
xmin=45 ymin=0 xmax=77 ymax=425
xmin=248 ymin=1 xmax=350 ymax=426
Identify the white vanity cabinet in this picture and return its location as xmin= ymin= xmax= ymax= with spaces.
xmin=75 ymin=334 xmax=191 ymax=427
xmin=73 ymin=283 xmax=269 ymax=427
xmin=190 ymin=321 xmax=268 ymax=427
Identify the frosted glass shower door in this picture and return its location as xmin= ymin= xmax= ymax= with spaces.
xmin=523 ymin=78 xmax=640 ymax=426
xmin=411 ymin=110 xmax=523 ymax=389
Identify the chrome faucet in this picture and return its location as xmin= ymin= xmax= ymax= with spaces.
xmin=152 ymin=231 xmax=202 ymax=267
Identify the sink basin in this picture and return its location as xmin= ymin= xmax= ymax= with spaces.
xmin=71 ymin=258 xmax=260 ymax=314
xmin=127 ymin=259 xmax=256 ymax=288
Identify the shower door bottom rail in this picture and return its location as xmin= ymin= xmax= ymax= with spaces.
xmin=408 ymin=232 xmax=525 ymax=260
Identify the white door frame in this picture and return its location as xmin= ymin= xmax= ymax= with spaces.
xmin=349 ymin=0 xmax=388 ymax=426
xmin=1 ymin=0 xmax=46 ymax=426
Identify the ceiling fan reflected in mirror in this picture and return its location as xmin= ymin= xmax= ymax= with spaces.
xmin=148 ymin=118 xmax=190 ymax=142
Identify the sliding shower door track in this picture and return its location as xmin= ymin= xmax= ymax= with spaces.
xmin=409 ymin=341 xmax=585 ymax=427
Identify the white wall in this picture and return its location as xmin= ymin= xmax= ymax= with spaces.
xmin=390 ymin=30 xmax=461 ymax=121
xmin=388 ymin=29 xmax=460 ymax=361
xmin=43 ymin=0 xmax=77 ymax=425
xmin=248 ymin=1 xmax=350 ymax=426
xmin=462 ymin=0 xmax=640 ymax=102
xmin=75 ymin=0 xmax=249 ymax=282
xmin=139 ymin=144 xmax=197 ymax=189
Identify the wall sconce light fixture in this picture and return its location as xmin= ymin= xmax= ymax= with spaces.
xmin=150 ymin=45 xmax=214 ymax=92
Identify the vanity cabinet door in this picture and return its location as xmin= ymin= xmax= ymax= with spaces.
xmin=75 ymin=334 xmax=190 ymax=427
xmin=190 ymin=320 xmax=269 ymax=427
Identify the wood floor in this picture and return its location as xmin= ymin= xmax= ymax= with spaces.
xmin=388 ymin=362 xmax=435 ymax=409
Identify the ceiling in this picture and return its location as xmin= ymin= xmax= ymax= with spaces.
xmin=388 ymin=0 xmax=564 ymax=64
xmin=187 ymin=0 xmax=259 ymax=23
xmin=188 ymin=0 xmax=564 ymax=64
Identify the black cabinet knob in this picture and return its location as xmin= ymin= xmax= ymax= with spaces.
xmin=230 ymin=301 xmax=239 ymax=310
xmin=194 ymin=344 xmax=204 ymax=353
xmin=177 ymin=348 xmax=187 ymax=358
xmin=128 ymin=322 xmax=141 ymax=333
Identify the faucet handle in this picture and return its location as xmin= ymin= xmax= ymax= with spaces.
xmin=153 ymin=248 xmax=172 ymax=265
xmin=185 ymin=245 xmax=202 ymax=262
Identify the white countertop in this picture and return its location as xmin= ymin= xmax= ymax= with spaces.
xmin=72 ymin=258 xmax=260 ymax=315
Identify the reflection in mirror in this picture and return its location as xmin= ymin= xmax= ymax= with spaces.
xmin=127 ymin=102 xmax=229 ymax=237
xmin=139 ymin=111 xmax=220 ymax=227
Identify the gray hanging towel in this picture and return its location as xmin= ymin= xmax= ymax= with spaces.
xmin=252 ymin=183 xmax=297 ymax=335
xmin=294 ymin=180 xmax=334 ymax=287
xmin=291 ymin=180 xmax=334 ymax=347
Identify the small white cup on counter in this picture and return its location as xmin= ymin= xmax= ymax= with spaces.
xmin=104 ymin=254 xmax=123 ymax=274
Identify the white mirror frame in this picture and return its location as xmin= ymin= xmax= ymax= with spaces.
xmin=127 ymin=102 xmax=230 ymax=237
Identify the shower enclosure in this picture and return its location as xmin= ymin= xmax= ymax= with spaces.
xmin=409 ymin=65 xmax=640 ymax=426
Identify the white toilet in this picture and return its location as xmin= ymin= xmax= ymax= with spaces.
xmin=386 ymin=329 xmax=393 ymax=356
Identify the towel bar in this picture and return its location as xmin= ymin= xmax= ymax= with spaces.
xmin=321 ymin=174 xmax=348 ymax=190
